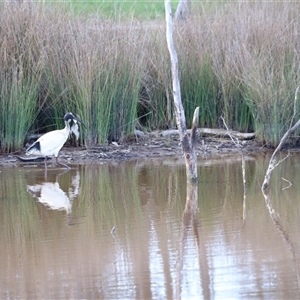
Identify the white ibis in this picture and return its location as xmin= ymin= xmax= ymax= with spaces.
xmin=26 ymin=112 xmax=86 ymax=169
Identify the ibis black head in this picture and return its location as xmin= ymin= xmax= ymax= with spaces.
xmin=64 ymin=112 xmax=86 ymax=128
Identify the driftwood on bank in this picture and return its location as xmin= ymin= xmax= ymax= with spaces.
xmin=165 ymin=0 xmax=199 ymax=182
xmin=160 ymin=128 xmax=255 ymax=140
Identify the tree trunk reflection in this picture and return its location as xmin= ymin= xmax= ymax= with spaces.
xmin=176 ymin=182 xmax=211 ymax=300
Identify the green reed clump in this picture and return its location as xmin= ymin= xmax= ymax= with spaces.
xmin=0 ymin=72 xmax=41 ymax=152
xmin=171 ymin=1 xmax=300 ymax=146
xmin=139 ymin=26 xmax=174 ymax=129
xmin=0 ymin=5 xmax=44 ymax=152
xmin=179 ymin=55 xmax=220 ymax=128
xmin=233 ymin=2 xmax=300 ymax=145
xmin=60 ymin=19 xmax=144 ymax=145
xmin=1 ymin=1 xmax=300 ymax=151
xmin=173 ymin=9 xmax=254 ymax=132
xmin=72 ymin=64 xmax=141 ymax=145
xmin=0 ymin=4 xmax=145 ymax=151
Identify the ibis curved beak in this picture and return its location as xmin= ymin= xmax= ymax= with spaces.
xmin=73 ymin=116 xmax=87 ymax=129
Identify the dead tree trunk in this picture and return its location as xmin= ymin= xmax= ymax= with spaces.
xmin=165 ymin=0 xmax=199 ymax=182
xmin=174 ymin=0 xmax=191 ymax=22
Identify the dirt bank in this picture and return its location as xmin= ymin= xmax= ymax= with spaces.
xmin=0 ymin=131 xmax=271 ymax=168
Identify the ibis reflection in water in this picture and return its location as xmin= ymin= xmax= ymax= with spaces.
xmin=26 ymin=112 xmax=86 ymax=170
xmin=27 ymin=170 xmax=80 ymax=216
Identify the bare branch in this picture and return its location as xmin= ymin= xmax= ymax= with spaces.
xmin=290 ymin=85 xmax=300 ymax=128
xmin=262 ymin=86 xmax=300 ymax=191
xmin=221 ymin=116 xmax=242 ymax=149
xmin=268 ymin=152 xmax=290 ymax=173
xmin=190 ymin=107 xmax=199 ymax=148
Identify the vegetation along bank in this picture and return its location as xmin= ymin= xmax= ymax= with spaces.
xmin=1 ymin=1 xmax=300 ymax=154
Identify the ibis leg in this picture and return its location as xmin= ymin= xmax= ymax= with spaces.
xmin=56 ymin=156 xmax=70 ymax=169
xmin=43 ymin=157 xmax=48 ymax=180
xmin=44 ymin=157 xmax=48 ymax=170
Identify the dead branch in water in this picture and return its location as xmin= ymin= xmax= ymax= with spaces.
xmin=262 ymin=86 xmax=300 ymax=191
xmin=165 ymin=0 xmax=198 ymax=182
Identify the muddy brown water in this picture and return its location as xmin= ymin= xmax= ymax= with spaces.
xmin=1 ymin=152 xmax=300 ymax=299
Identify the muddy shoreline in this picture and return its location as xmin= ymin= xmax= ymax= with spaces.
xmin=0 ymin=132 xmax=274 ymax=168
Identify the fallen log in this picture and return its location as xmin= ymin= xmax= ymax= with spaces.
xmin=160 ymin=128 xmax=255 ymax=140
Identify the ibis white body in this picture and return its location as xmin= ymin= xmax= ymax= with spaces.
xmin=26 ymin=112 xmax=85 ymax=169
xmin=26 ymin=126 xmax=70 ymax=157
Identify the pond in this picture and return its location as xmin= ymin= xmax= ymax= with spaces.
xmin=1 ymin=152 xmax=300 ymax=299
